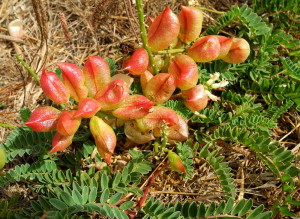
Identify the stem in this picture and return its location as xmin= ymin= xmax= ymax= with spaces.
xmin=0 ymin=123 xmax=17 ymax=129
xmin=137 ymin=163 xmax=165 ymax=208
xmin=135 ymin=0 xmax=159 ymax=74
xmin=197 ymin=6 xmax=224 ymax=15
xmin=157 ymin=48 xmax=185 ymax=55
xmin=16 ymin=55 xmax=40 ymax=83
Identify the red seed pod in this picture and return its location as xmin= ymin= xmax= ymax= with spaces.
xmin=40 ymin=68 xmax=70 ymax=104
xmin=144 ymin=73 xmax=176 ymax=104
xmin=111 ymin=74 xmax=134 ymax=88
xmin=154 ymin=115 xmax=188 ymax=143
xmin=136 ymin=106 xmax=179 ymax=132
xmin=124 ymin=120 xmax=155 ymax=144
xmin=215 ymin=36 xmax=233 ymax=60
xmin=182 ymin=84 xmax=208 ymax=111
xmin=56 ymin=110 xmax=81 ymax=136
xmin=168 ymin=150 xmax=187 ymax=173
xmin=51 ymin=131 xmax=73 ymax=152
xmin=112 ymin=95 xmax=155 ymax=120
xmin=188 ymin=35 xmax=220 ymax=62
xmin=178 ymin=6 xmax=203 ymax=43
xmin=148 ymin=6 xmax=180 ymax=51
xmin=74 ymin=98 xmax=101 ymax=118
xmin=24 ymin=106 xmax=61 ymax=132
xmin=222 ymin=38 xmax=250 ymax=64
xmin=90 ymin=116 xmax=117 ymax=165
xmin=148 ymin=17 xmax=155 ymax=26
xmin=140 ymin=70 xmax=153 ymax=93
xmin=123 ymin=48 xmax=149 ymax=75
xmin=57 ymin=62 xmax=88 ymax=102
xmin=168 ymin=54 xmax=198 ymax=90
xmin=95 ymin=78 xmax=130 ymax=111
xmin=83 ymin=56 xmax=111 ymax=97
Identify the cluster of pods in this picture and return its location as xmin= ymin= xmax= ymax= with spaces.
xmin=24 ymin=56 xmax=187 ymax=171
xmin=147 ymin=6 xmax=250 ymax=64
xmin=24 ymin=5 xmax=250 ymax=172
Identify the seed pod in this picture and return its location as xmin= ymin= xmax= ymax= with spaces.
xmin=136 ymin=106 xmax=179 ymax=132
xmin=83 ymin=56 xmax=111 ymax=97
xmin=74 ymin=98 xmax=101 ymax=118
xmin=40 ymin=68 xmax=69 ymax=104
xmin=95 ymin=78 xmax=130 ymax=111
xmin=111 ymin=74 xmax=134 ymax=88
xmin=0 ymin=147 xmax=6 ymax=169
xmin=182 ymin=84 xmax=208 ymax=111
xmin=57 ymin=62 xmax=88 ymax=102
xmin=90 ymin=116 xmax=116 ymax=165
xmin=147 ymin=55 xmax=165 ymax=73
xmin=148 ymin=6 xmax=180 ymax=51
xmin=215 ymin=36 xmax=233 ymax=60
xmin=56 ymin=110 xmax=81 ymax=136
xmin=140 ymin=70 xmax=153 ymax=93
xmin=112 ymin=95 xmax=154 ymax=120
xmin=24 ymin=106 xmax=61 ymax=132
xmin=123 ymin=48 xmax=149 ymax=75
xmin=158 ymin=115 xmax=189 ymax=143
xmin=168 ymin=54 xmax=198 ymax=90
xmin=51 ymin=132 xmax=73 ymax=152
xmin=222 ymin=38 xmax=250 ymax=64
xmin=188 ymin=35 xmax=220 ymax=62
xmin=124 ymin=120 xmax=155 ymax=144
xmin=144 ymin=73 xmax=176 ymax=104
xmin=168 ymin=150 xmax=187 ymax=173
xmin=178 ymin=6 xmax=203 ymax=43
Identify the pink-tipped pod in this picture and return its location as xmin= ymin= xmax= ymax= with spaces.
xmin=95 ymin=78 xmax=130 ymax=111
xmin=168 ymin=150 xmax=187 ymax=173
xmin=111 ymin=74 xmax=134 ymax=88
xmin=83 ymin=56 xmax=111 ymax=97
xmin=168 ymin=54 xmax=198 ymax=90
xmin=123 ymin=48 xmax=149 ymax=75
xmin=56 ymin=110 xmax=81 ymax=136
xmin=182 ymin=84 xmax=209 ymax=111
xmin=188 ymin=35 xmax=220 ymax=62
xmin=124 ymin=120 xmax=155 ymax=144
xmin=178 ymin=6 xmax=203 ymax=43
xmin=40 ymin=68 xmax=69 ymax=104
xmin=154 ymin=114 xmax=188 ymax=143
xmin=90 ymin=116 xmax=117 ymax=165
xmin=140 ymin=70 xmax=153 ymax=93
xmin=56 ymin=62 xmax=88 ymax=102
xmin=136 ymin=106 xmax=179 ymax=132
xmin=51 ymin=132 xmax=73 ymax=152
xmin=144 ymin=73 xmax=176 ymax=104
xmin=215 ymin=36 xmax=233 ymax=59
xmin=222 ymin=38 xmax=250 ymax=64
xmin=74 ymin=98 xmax=101 ymax=118
xmin=24 ymin=107 xmax=61 ymax=132
xmin=112 ymin=95 xmax=155 ymax=120
xmin=147 ymin=6 xmax=180 ymax=51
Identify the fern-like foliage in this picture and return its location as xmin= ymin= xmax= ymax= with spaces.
xmin=199 ymin=144 xmax=236 ymax=199
xmin=175 ymin=140 xmax=195 ymax=180
xmin=197 ymin=125 xmax=300 ymax=190
xmin=1 ymin=126 xmax=54 ymax=162
xmin=280 ymin=57 xmax=300 ymax=80
xmin=142 ymin=197 xmax=272 ymax=219
xmin=241 ymin=76 xmax=300 ymax=107
xmin=207 ymin=4 xmax=271 ymax=36
xmin=2 ymin=149 xmax=152 ymax=218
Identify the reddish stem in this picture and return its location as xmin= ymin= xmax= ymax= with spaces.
xmin=137 ymin=164 xmax=165 ymax=208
